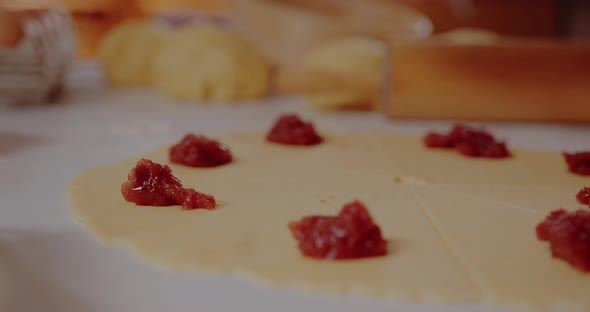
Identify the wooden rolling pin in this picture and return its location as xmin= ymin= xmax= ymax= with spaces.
xmin=388 ymin=37 xmax=590 ymax=122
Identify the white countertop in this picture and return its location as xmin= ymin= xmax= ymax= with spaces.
xmin=1 ymin=62 xmax=589 ymax=312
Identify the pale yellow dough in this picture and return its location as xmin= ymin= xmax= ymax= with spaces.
xmin=99 ymin=20 xmax=168 ymax=87
xmin=152 ymin=27 xmax=271 ymax=101
xmin=437 ymin=28 xmax=500 ymax=45
xmin=68 ymin=133 xmax=590 ymax=309
xmin=304 ymin=37 xmax=386 ymax=74
xmin=302 ymin=37 xmax=386 ymax=111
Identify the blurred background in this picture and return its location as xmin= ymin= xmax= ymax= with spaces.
xmin=1 ymin=0 xmax=590 ymax=121
xmin=36 ymin=0 xmax=590 ymax=58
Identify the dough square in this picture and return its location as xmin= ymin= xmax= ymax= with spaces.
xmin=431 ymin=184 xmax=585 ymax=215
xmin=410 ymin=185 xmax=590 ymax=309
xmin=377 ymin=133 xmax=589 ymax=187
xmin=69 ymin=164 xmax=204 ymax=243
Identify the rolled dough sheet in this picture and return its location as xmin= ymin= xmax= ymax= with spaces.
xmin=68 ymin=132 xmax=590 ymax=309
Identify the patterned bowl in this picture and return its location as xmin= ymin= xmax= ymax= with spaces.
xmin=0 ymin=10 xmax=76 ymax=107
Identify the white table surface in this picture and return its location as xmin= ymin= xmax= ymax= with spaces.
xmin=1 ymin=62 xmax=589 ymax=312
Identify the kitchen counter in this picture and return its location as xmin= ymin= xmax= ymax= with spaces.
xmin=0 ymin=62 xmax=589 ymax=312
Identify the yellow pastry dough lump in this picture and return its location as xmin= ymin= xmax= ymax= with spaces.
xmin=152 ymin=26 xmax=271 ymax=101
xmin=304 ymin=36 xmax=387 ymax=74
xmin=100 ymin=20 xmax=168 ymax=87
xmin=437 ymin=28 xmax=500 ymax=45
xmin=303 ymin=36 xmax=386 ymax=111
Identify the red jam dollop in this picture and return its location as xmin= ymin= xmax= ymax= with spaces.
xmin=424 ymin=124 xmax=511 ymax=158
xmin=121 ymin=159 xmax=216 ymax=210
xmin=564 ymin=152 xmax=590 ymax=176
xmin=170 ymin=134 xmax=233 ymax=168
xmin=536 ymin=209 xmax=590 ymax=272
xmin=289 ymin=201 xmax=387 ymax=259
xmin=577 ymin=187 xmax=590 ymax=206
xmin=267 ymin=114 xmax=323 ymax=146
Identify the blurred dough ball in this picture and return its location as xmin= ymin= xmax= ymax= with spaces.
xmin=302 ymin=36 xmax=387 ymax=111
xmin=304 ymin=36 xmax=387 ymax=74
xmin=437 ymin=28 xmax=500 ymax=44
xmin=153 ymin=26 xmax=271 ymax=102
xmin=99 ymin=19 xmax=167 ymax=87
